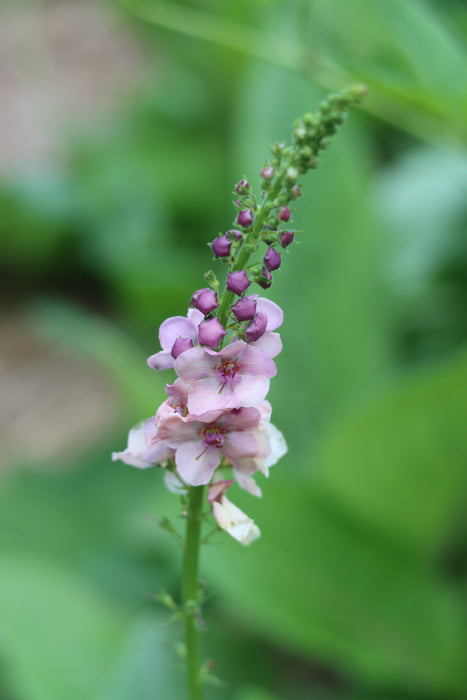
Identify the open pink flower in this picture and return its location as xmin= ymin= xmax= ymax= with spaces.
xmin=216 ymin=401 xmax=288 ymax=496
xmin=147 ymin=308 xmax=204 ymax=371
xmin=112 ymin=418 xmax=173 ymax=469
xmin=157 ymin=407 xmax=264 ymax=486
xmin=233 ymin=420 xmax=288 ymax=496
xmin=174 ymin=340 xmax=277 ymax=415
xmin=161 ymin=378 xmax=224 ymax=423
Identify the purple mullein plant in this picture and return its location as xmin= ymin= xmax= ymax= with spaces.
xmin=112 ymin=85 xmax=367 ymax=700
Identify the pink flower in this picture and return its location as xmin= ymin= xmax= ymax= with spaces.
xmin=219 ymin=401 xmax=287 ymax=497
xmin=163 ymin=378 xmax=224 ymax=423
xmin=233 ymin=420 xmax=288 ymax=496
xmin=112 ymin=418 xmax=173 ymax=469
xmin=157 ymin=407 xmax=265 ymax=486
xmin=147 ymin=308 xmax=204 ymax=371
xmin=211 ymin=492 xmax=261 ymax=545
xmin=174 ymin=340 xmax=277 ymax=415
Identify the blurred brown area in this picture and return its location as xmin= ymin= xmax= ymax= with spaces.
xmin=0 ymin=0 xmax=145 ymax=469
xmin=0 ymin=0 xmax=146 ymax=173
xmin=0 ymin=315 xmax=118 ymax=471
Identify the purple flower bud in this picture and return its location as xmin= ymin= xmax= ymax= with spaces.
xmin=245 ymin=312 xmax=268 ymax=342
xmin=278 ymin=206 xmax=291 ymax=222
xmin=280 ymin=230 xmax=294 ymax=248
xmin=237 ymin=209 xmax=254 ymax=228
xmin=226 ymin=270 xmax=250 ymax=295
xmin=236 ymin=179 xmax=249 ymax=194
xmin=264 ymin=247 xmax=281 ymax=271
xmin=232 ymin=295 xmax=257 ymax=322
xmin=236 ymin=198 xmax=242 ymax=207
xmin=261 ymin=166 xmax=274 ymax=180
xmin=227 ymin=229 xmax=243 ymax=242
xmin=211 ymin=235 xmax=231 ymax=258
xmin=171 ymin=337 xmax=193 ymax=359
xmin=257 ymin=267 xmax=272 ymax=289
xmin=190 ymin=288 xmax=218 ymax=315
xmin=198 ymin=318 xmax=226 ymax=348
xmin=292 ymin=185 xmax=301 ymax=198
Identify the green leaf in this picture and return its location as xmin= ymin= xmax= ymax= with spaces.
xmin=100 ymin=614 xmax=184 ymax=700
xmin=314 ymin=348 xmax=467 ymax=557
xmin=0 ymin=557 xmax=128 ymax=700
xmin=309 ymin=0 xmax=467 ymax=141
xmin=202 ymin=476 xmax=466 ymax=696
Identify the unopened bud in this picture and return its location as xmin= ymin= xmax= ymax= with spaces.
xmin=232 ymin=295 xmax=257 ymax=322
xmin=257 ymin=268 xmax=273 ymax=289
xmin=261 ymin=166 xmax=274 ymax=180
xmin=278 ymin=206 xmax=291 ymax=222
xmin=198 ymin=318 xmax=226 ymax=348
xmin=291 ymin=185 xmax=301 ymax=198
xmin=211 ymin=235 xmax=231 ymax=258
xmin=226 ymin=270 xmax=250 ymax=295
xmin=237 ymin=209 xmax=254 ymax=228
xmin=286 ymin=166 xmax=299 ymax=181
xmin=227 ymin=229 xmax=243 ymax=242
xmin=264 ymin=247 xmax=281 ymax=271
xmin=245 ymin=312 xmax=267 ymax=342
xmin=294 ymin=124 xmax=306 ymax=139
xmin=280 ymin=230 xmax=294 ymax=248
xmin=171 ymin=337 xmax=194 ymax=359
xmin=236 ymin=179 xmax=249 ymax=194
xmin=190 ymin=288 xmax=218 ymax=315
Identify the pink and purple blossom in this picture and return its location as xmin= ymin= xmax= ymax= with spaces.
xmin=147 ymin=308 xmax=203 ymax=371
xmin=157 ymin=407 xmax=265 ymax=486
xmin=174 ymin=340 xmax=277 ymax=415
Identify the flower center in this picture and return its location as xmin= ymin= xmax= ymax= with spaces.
xmin=168 ymin=396 xmax=188 ymax=417
xmin=216 ymin=360 xmax=240 ymax=393
xmin=201 ymin=426 xmax=225 ymax=449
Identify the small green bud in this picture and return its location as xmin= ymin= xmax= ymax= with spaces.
xmin=286 ymin=166 xmax=299 ymax=181
xmin=294 ymin=124 xmax=306 ymax=140
xmin=204 ymin=270 xmax=219 ymax=291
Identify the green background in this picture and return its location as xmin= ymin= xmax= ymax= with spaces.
xmin=0 ymin=1 xmax=466 ymax=698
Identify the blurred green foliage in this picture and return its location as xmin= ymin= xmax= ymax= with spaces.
xmin=0 ymin=1 xmax=466 ymax=699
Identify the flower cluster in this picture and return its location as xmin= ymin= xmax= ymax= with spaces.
xmin=112 ymin=85 xmax=367 ymax=545
xmin=113 ymin=292 xmax=287 ymax=544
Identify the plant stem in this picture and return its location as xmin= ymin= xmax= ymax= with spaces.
xmin=182 ymin=485 xmax=205 ymax=700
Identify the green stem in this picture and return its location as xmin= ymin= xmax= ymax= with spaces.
xmin=182 ymin=485 xmax=205 ymax=700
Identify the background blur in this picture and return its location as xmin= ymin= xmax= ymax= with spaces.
xmin=0 ymin=1 xmax=466 ymax=699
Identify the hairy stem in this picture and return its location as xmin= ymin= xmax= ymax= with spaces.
xmin=182 ymin=485 xmax=205 ymax=700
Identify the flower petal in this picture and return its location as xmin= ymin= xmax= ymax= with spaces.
xmin=175 ymin=442 xmax=220 ymax=485
xmin=186 ymin=376 xmax=232 ymax=415
xmin=234 ymin=469 xmax=262 ymax=497
xmin=175 ymin=346 xmax=216 ymax=381
xmin=256 ymin=298 xmax=284 ymax=331
xmin=212 ymin=496 xmax=261 ymax=545
xmin=159 ymin=316 xmax=197 ymax=351
xmin=223 ymin=431 xmax=258 ymax=460
xmin=251 ymin=331 xmax=282 ymax=359
xmin=229 ymin=375 xmax=271 ymax=408
xmin=147 ymin=350 xmax=175 ymax=371
xmin=164 ymin=471 xmax=188 ymax=494
xmin=239 ymin=345 xmax=277 ymax=378
xmin=264 ymin=422 xmax=288 ymax=468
